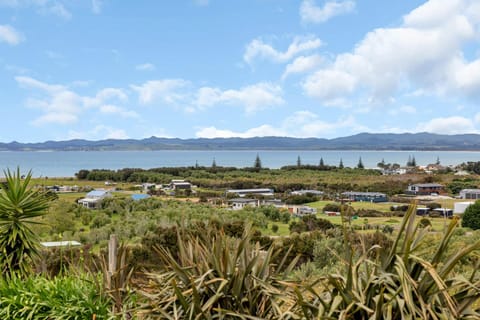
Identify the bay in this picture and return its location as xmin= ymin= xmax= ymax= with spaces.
xmin=0 ymin=150 xmax=480 ymax=177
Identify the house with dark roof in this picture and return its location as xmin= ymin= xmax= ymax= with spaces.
xmin=341 ymin=191 xmax=387 ymax=203
xmin=406 ymin=183 xmax=444 ymax=195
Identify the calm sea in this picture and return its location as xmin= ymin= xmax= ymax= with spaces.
xmin=0 ymin=150 xmax=479 ymax=177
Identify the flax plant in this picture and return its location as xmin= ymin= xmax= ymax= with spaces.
xmin=138 ymin=226 xmax=300 ymax=319
xmin=292 ymin=203 xmax=480 ymax=319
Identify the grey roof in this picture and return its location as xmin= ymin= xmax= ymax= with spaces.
xmin=460 ymin=189 xmax=480 ymax=194
xmin=229 ymin=198 xmax=258 ymax=203
xmin=410 ymin=183 xmax=443 ymax=188
xmin=227 ymin=188 xmax=273 ymax=193
xmin=342 ymin=191 xmax=386 ymax=197
xmin=86 ymin=190 xmax=109 ymax=197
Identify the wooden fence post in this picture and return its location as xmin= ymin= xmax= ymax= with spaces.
xmin=108 ymin=234 xmax=118 ymax=289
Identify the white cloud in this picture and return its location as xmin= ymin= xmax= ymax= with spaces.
xmin=135 ymin=63 xmax=156 ymax=71
xmin=16 ymin=76 xmax=135 ymax=125
xmin=196 ymin=111 xmax=364 ymax=138
xmin=389 ymin=105 xmax=417 ymax=115
xmin=244 ymin=35 xmax=322 ymax=65
xmin=282 ymin=54 xmax=323 ymax=80
xmin=302 ymin=0 xmax=480 ymax=106
xmin=92 ymin=0 xmax=102 ymax=14
xmin=131 ymin=79 xmax=189 ymax=105
xmin=303 ymin=69 xmax=356 ymax=106
xmin=68 ymin=125 xmax=129 ymax=140
xmin=300 ymin=0 xmax=355 ymax=24
xmin=99 ymin=105 xmax=139 ymax=118
xmin=195 ymin=82 xmax=284 ymax=113
xmin=474 ymin=112 xmax=480 ymax=124
xmin=0 ymin=25 xmax=23 ymax=45
xmin=418 ymin=116 xmax=478 ymax=134
xmin=0 ymin=0 xmax=72 ymax=19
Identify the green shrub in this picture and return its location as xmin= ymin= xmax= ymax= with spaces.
xmin=462 ymin=200 xmax=480 ymax=230
xmin=0 ymin=274 xmax=112 ymax=319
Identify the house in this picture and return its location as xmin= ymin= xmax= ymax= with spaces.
xmin=382 ymin=168 xmax=407 ymax=175
xmin=341 ymin=191 xmax=387 ymax=203
xmin=288 ymin=205 xmax=317 ymax=216
xmin=77 ymin=189 xmax=112 ymax=209
xmin=290 ymin=190 xmax=323 ymax=196
xmin=169 ymin=180 xmax=192 ymax=190
xmin=406 ymin=183 xmax=444 ymax=195
xmin=262 ymin=199 xmax=285 ymax=208
xmin=226 ymin=188 xmax=274 ymax=198
xmin=229 ymin=198 xmax=259 ymax=210
xmin=459 ymin=189 xmax=480 ymax=200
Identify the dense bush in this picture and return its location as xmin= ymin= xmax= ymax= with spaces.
xmin=289 ymin=215 xmax=335 ymax=233
xmin=0 ymin=274 xmax=112 ymax=319
xmin=461 ymin=200 xmax=480 ymax=230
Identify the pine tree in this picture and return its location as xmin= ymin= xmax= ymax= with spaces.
xmin=339 ymin=158 xmax=344 ymax=169
xmin=436 ymin=156 xmax=440 ymax=165
xmin=357 ymin=157 xmax=364 ymax=169
xmin=411 ymin=156 xmax=416 ymax=167
xmin=319 ymin=157 xmax=325 ymax=168
xmin=297 ymin=156 xmax=302 ymax=167
xmin=211 ymin=158 xmax=217 ymax=168
xmin=253 ymin=154 xmax=262 ymax=170
xmin=407 ymin=155 xmax=412 ymax=167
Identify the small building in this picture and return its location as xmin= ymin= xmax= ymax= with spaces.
xmin=341 ymin=191 xmax=387 ymax=203
xmin=459 ymin=189 xmax=480 ymax=200
xmin=289 ymin=205 xmax=317 ymax=216
xmin=262 ymin=199 xmax=285 ymax=208
xmin=169 ymin=180 xmax=192 ymax=190
xmin=229 ymin=198 xmax=259 ymax=210
xmin=432 ymin=208 xmax=453 ymax=217
xmin=77 ymin=189 xmax=112 ymax=209
xmin=41 ymin=241 xmax=82 ymax=248
xmin=406 ymin=183 xmax=444 ymax=195
xmin=416 ymin=207 xmax=430 ymax=216
xmin=290 ymin=190 xmax=323 ymax=196
xmin=226 ymin=188 xmax=274 ymax=198
xmin=454 ymin=201 xmax=475 ymax=214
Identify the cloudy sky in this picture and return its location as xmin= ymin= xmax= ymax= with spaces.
xmin=1 ymin=0 xmax=480 ymax=142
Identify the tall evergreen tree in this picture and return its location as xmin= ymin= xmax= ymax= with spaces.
xmin=211 ymin=158 xmax=217 ymax=168
xmin=253 ymin=154 xmax=262 ymax=170
xmin=436 ymin=156 xmax=440 ymax=165
xmin=297 ymin=156 xmax=302 ymax=167
xmin=411 ymin=155 xmax=416 ymax=167
xmin=357 ymin=157 xmax=364 ymax=169
xmin=339 ymin=158 xmax=344 ymax=169
xmin=407 ymin=155 xmax=412 ymax=167
xmin=319 ymin=157 xmax=325 ymax=168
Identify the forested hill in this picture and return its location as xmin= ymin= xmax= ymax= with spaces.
xmin=2 ymin=133 xmax=480 ymax=151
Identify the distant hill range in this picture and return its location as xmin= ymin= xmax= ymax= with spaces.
xmin=2 ymin=133 xmax=480 ymax=151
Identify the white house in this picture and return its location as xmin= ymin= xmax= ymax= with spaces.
xmin=229 ymin=198 xmax=259 ymax=210
xmin=78 ymin=189 xmax=112 ymax=209
xmin=226 ymin=188 xmax=274 ymax=198
xmin=290 ymin=190 xmax=323 ymax=196
xmin=459 ymin=189 xmax=480 ymax=200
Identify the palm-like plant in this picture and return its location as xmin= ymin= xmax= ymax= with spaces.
xmin=138 ymin=226 xmax=300 ymax=319
xmin=293 ymin=204 xmax=480 ymax=319
xmin=0 ymin=168 xmax=51 ymax=276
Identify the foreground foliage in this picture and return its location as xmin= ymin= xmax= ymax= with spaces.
xmin=0 ymin=274 xmax=112 ymax=320
xmin=0 ymin=168 xmax=51 ymax=276
xmin=138 ymin=204 xmax=480 ymax=319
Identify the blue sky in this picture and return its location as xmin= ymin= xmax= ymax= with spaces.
xmin=1 ymin=0 xmax=480 ymax=142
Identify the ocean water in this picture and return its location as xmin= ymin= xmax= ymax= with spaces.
xmin=0 ymin=150 xmax=479 ymax=177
